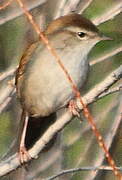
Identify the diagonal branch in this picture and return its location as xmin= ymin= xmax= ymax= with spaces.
xmin=61 ymin=0 xmax=81 ymax=16
xmin=0 ymin=0 xmax=13 ymax=10
xmin=77 ymin=0 xmax=93 ymax=14
xmin=0 ymin=65 xmax=121 ymax=177
xmin=90 ymin=46 xmax=122 ymax=66
xmin=0 ymin=67 xmax=17 ymax=81
xmin=46 ymin=165 xmax=122 ymax=180
xmin=98 ymin=84 xmax=122 ymax=99
xmin=3 ymin=2 xmax=122 ymax=176
xmin=93 ymin=1 xmax=122 ymax=25
xmin=0 ymin=0 xmax=47 ymax=25
xmin=83 ymin=95 xmax=122 ymax=180
xmin=77 ymin=65 xmax=122 ymax=109
xmin=0 ymin=84 xmax=14 ymax=105
xmin=0 ymin=88 xmax=15 ymax=113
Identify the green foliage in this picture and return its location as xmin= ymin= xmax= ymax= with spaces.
xmin=0 ymin=112 xmax=12 ymax=155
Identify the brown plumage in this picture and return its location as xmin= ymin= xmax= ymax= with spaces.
xmin=45 ymin=13 xmax=99 ymax=34
xmin=15 ymin=42 xmax=39 ymax=97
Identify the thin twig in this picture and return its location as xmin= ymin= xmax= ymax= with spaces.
xmin=84 ymin=95 xmax=122 ymax=180
xmin=0 ymin=0 xmax=122 ymax=178
xmin=0 ymin=0 xmax=47 ymax=25
xmin=61 ymin=0 xmax=80 ymax=15
xmin=98 ymin=84 xmax=122 ymax=99
xmin=93 ymin=1 xmax=122 ymax=25
xmin=15 ymin=1 xmax=122 ymax=178
xmin=66 ymin=99 xmax=118 ymax=147
xmin=90 ymin=46 xmax=122 ymax=66
xmin=27 ymin=149 xmax=62 ymax=180
xmin=0 ymin=45 xmax=121 ymax=111
xmin=77 ymin=65 xmax=122 ymax=109
xmin=0 ymin=67 xmax=17 ymax=81
xmin=0 ymin=88 xmax=15 ymax=113
xmin=70 ymin=99 xmax=118 ymax=179
xmin=0 ymin=65 xmax=121 ymax=177
xmin=45 ymin=165 xmax=122 ymax=180
xmin=77 ymin=0 xmax=93 ymax=14
xmin=0 ymin=81 xmax=15 ymax=105
xmin=0 ymin=0 xmax=13 ymax=10
xmin=53 ymin=0 xmax=67 ymax=18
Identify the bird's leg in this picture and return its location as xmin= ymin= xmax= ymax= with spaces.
xmin=68 ymin=99 xmax=80 ymax=117
xmin=19 ymin=111 xmax=31 ymax=164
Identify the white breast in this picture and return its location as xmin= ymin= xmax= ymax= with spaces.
xmin=21 ymin=44 xmax=89 ymax=117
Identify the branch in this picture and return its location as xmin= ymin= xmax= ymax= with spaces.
xmin=0 ymin=80 xmax=15 ymax=113
xmin=0 ymin=67 xmax=17 ymax=81
xmin=77 ymin=0 xmax=93 ymax=14
xmin=1 ymin=44 xmax=121 ymax=85
xmin=27 ymin=149 xmax=62 ymax=180
xmin=77 ymin=65 xmax=122 ymax=109
xmin=0 ymin=0 xmax=13 ymax=10
xmin=0 ymin=0 xmax=47 ymax=25
xmin=83 ymin=95 xmax=122 ymax=180
xmin=61 ymin=0 xmax=81 ymax=15
xmin=67 ymin=99 xmax=119 ymax=147
xmin=0 ymin=85 xmax=14 ymax=105
xmin=0 ymin=65 xmax=121 ymax=177
xmin=0 ymin=88 xmax=15 ymax=113
xmin=92 ymin=1 xmax=122 ymax=25
xmin=90 ymin=46 xmax=122 ymax=66
xmin=54 ymin=0 xmax=93 ymax=18
xmin=98 ymin=84 xmax=122 ymax=99
xmin=50 ymin=0 xmax=67 ymax=19
xmin=46 ymin=166 xmax=122 ymax=180
xmin=0 ymin=55 xmax=121 ymax=112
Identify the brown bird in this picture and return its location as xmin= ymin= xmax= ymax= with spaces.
xmin=16 ymin=13 xmax=111 ymax=163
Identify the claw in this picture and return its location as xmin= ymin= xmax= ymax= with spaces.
xmin=19 ymin=146 xmax=31 ymax=164
xmin=69 ymin=100 xmax=80 ymax=117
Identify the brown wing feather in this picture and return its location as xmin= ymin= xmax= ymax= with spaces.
xmin=15 ymin=42 xmax=39 ymax=87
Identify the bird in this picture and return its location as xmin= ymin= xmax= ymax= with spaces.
xmin=15 ymin=13 xmax=111 ymax=163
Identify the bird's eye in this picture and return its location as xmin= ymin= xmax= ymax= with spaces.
xmin=77 ymin=32 xmax=86 ymax=38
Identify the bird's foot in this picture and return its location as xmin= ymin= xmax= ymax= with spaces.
xmin=69 ymin=100 xmax=80 ymax=117
xmin=18 ymin=146 xmax=31 ymax=164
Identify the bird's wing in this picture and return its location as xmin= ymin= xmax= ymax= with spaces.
xmin=15 ymin=42 xmax=39 ymax=87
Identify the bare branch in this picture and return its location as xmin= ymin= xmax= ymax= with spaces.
xmin=90 ymin=46 xmax=122 ymax=66
xmin=0 ymin=49 xmax=121 ymax=112
xmin=0 ymin=79 xmax=15 ymax=113
xmin=0 ymin=50 xmax=121 ymax=112
xmin=46 ymin=165 xmax=122 ymax=180
xmin=93 ymin=1 xmax=122 ymax=25
xmin=0 ymin=94 xmax=13 ymax=113
xmin=61 ymin=0 xmax=80 ymax=15
xmin=27 ymin=149 xmax=62 ymax=180
xmin=0 ymin=0 xmax=121 ymax=26
xmin=0 ymin=65 xmax=121 ymax=177
xmin=0 ymin=68 xmax=17 ymax=82
xmin=0 ymin=0 xmax=47 ymax=25
xmin=0 ymin=0 xmax=13 ymax=10
xmin=0 ymin=0 xmax=121 ymax=178
xmin=77 ymin=65 xmax=122 ymax=109
xmin=0 ymin=88 xmax=15 ymax=113
xmin=84 ymin=95 xmax=122 ymax=180
xmin=66 ymin=100 xmax=118 ymax=147
xmin=0 ymin=81 xmax=15 ymax=105
xmin=77 ymin=0 xmax=93 ymax=14
xmin=50 ymin=0 xmax=67 ymax=19
xmin=54 ymin=0 xmax=93 ymax=18
xmin=98 ymin=84 xmax=122 ymax=99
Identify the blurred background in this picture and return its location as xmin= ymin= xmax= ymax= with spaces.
xmin=0 ymin=0 xmax=122 ymax=180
